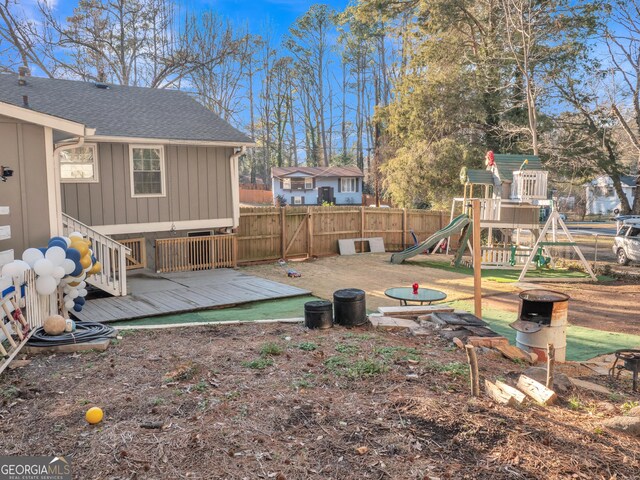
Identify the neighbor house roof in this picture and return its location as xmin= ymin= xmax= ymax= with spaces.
xmin=0 ymin=74 xmax=253 ymax=144
xmin=460 ymin=168 xmax=495 ymax=185
xmin=621 ymin=175 xmax=637 ymax=187
xmin=272 ymin=166 xmax=364 ymax=178
xmin=491 ymin=154 xmax=544 ymax=182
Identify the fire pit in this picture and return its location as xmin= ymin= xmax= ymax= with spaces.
xmin=609 ymin=349 xmax=640 ymax=392
xmin=510 ymin=289 xmax=570 ymax=362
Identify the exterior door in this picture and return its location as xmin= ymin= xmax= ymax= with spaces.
xmin=319 ymin=186 xmax=334 ymax=204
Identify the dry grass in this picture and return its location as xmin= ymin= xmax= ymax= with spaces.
xmin=1 ymin=323 xmax=640 ymax=479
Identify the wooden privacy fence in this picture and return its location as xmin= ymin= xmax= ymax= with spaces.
xmin=237 ymin=206 xmax=448 ymax=264
xmin=239 ymin=188 xmax=274 ymax=205
xmin=156 ymin=235 xmax=237 ymax=273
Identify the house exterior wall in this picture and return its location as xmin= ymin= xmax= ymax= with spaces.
xmin=61 ymin=143 xmax=235 ymax=232
xmin=0 ymin=114 xmax=53 ymax=256
xmin=585 ymin=176 xmax=634 ymax=215
xmin=272 ymin=176 xmax=362 ymax=205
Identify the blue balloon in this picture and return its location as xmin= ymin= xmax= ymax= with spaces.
xmin=91 ymin=255 xmax=97 ymax=264
xmin=66 ymin=248 xmax=81 ymax=262
xmin=75 ymin=297 xmax=85 ymax=306
xmin=48 ymin=236 xmax=67 ymax=247
xmin=38 ymin=247 xmax=48 ymax=255
xmin=71 ymin=264 xmax=83 ymax=277
xmin=73 ymin=304 xmax=83 ymax=312
xmin=48 ymin=240 xmax=67 ymax=250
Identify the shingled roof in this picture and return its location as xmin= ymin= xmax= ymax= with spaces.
xmin=0 ymin=74 xmax=253 ymax=144
xmin=272 ymin=166 xmax=364 ymax=178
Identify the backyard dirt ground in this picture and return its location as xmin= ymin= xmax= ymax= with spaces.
xmin=243 ymin=253 xmax=640 ymax=335
xmin=2 ymin=323 xmax=640 ymax=479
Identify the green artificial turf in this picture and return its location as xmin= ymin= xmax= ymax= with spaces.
xmin=406 ymin=259 xmax=615 ymax=283
xmin=451 ymin=300 xmax=640 ymax=362
xmin=114 ymin=295 xmax=320 ymax=327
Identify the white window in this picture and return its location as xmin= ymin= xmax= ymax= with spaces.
xmin=60 ymin=144 xmax=99 ymax=182
xmin=129 ymin=145 xmax=165 ymax=197
xmin=341 ymin=177 xmax=357 ymax=193
xmin=283 ymin=178 xmax=291 ymax=190
xmin=304 ymin=178 xmax=313 ymax=189
xmin=293 ymin=196 xmax=302 ymax=205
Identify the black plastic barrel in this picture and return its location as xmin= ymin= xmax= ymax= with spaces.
xmin=304 ymin=300 xmax=333 ymax=329
xmin=333 ymin=289 xmax=367 ymax=326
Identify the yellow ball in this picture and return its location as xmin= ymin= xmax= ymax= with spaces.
xmin=43 ymin=315 xmax=66 ymax=335
xmin=85 ymin=407 xmax=103 ymax=424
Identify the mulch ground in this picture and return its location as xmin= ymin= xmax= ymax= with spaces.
xmin=1 ymin=323 xmax=640 ymax=479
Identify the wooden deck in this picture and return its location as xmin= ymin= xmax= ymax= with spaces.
xmin=73 ymin=269 xmax=311 ymax=323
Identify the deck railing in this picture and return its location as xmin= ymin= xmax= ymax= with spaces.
xmin=61 ymin=213 xmax=130 ymax=296
xmin=155 ymin=234 xmax=237 ymax=273
xmin=511 ymin=170 xmax=548 ymax=201
xmin=479 ymin=198 xmax=502 ymax=221
xmin=120 ymin=238 xmax=146 ymax=270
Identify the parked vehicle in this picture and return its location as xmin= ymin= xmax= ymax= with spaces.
xmin=613 ymin=221 xmax=640 ymax=265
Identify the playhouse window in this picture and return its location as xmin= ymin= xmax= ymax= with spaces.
xmin=130 ymin=145 xmax=165 ymax=197
xmin=341 ymin=177 xmax=357 ymax=193
xmin=60 ymin=144 xmax=99 ymax=182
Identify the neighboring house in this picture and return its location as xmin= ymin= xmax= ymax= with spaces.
xmin=0 ymin=72 xmax=253 ymax=295
xmin=585 ymin=175 xmax=636 ymax=215
xmin=271 ymin=166 xmax=364 ymax=206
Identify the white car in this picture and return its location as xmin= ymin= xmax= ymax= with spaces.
xmin=613 ymin=221 xmax=640 ymax=265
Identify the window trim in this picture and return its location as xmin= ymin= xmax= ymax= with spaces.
xmin=341 ymin=177 xmax=357 ymax=193
xmin=282 ymin=178 xmax=291 ymax=190
xmin=129 ymin=144 xmax=166 ymax=198
xmin=293 ymin=196 xmax=303 ymax=205
xmin=59 ymin=143 xmax=99 ymax=183
xmin=304 ymin=177 xmax=314 ymax=189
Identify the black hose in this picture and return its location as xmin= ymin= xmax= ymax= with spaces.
xmin=28 ymin=322 xmax=116 ymax=347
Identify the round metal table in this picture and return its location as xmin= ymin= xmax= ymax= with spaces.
xmin=384 ymin=287 xmax=448 ymax=306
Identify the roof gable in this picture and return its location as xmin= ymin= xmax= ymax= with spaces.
xmin=0 ymin=74 xmax=253 ymax=144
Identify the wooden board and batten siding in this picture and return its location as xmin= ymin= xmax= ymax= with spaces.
xmin=0 ymin=115 xmax=53 ymax=254
xmin=61 ymin=143 xmax=235 ymax=228
xmin=236 ymin=206 xmax=448 ymax=264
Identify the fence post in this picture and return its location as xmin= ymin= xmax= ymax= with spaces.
xmin=360 ymin=206 xmax=365 ymax=253
xmin=280 ymin=207 xmax=286 ymax=260
xmin=233 ymin=235 xmax=238 ymax=268
xmin=402 ymin=208 xmax=407 ymax=250
xmin=307 ymin=208 xmax=313 ymax=258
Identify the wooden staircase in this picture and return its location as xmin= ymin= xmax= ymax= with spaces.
xmin=62 ymin=213 xmax=130 ymax=296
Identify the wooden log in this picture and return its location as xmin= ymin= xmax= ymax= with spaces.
xmin=495 ymin=344 xmax=533 ymax=364
xmin=517 ymin=374 xmax=557 ymax=406
xmin=465 ymin=344 xmax=480 ymax=397
xmin=546 ymin=343 xmax=555 ymax=389
xmin=485 ymin=379 xmax=517 ymax=406
xmin=495 ymin=380 xmax=526 ymax=405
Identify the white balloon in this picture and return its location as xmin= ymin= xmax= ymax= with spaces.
xmin=78 ymin=281 xmax=87 ymax=289
xmin=22 ymin=248 xmax=44 ymax=267
xmin=33 ymin=258 xmax=54 ymax=277
xmin=63 ymin=236 xmax=71 ymax=247
xmin=35 ymin=275 xmax=57 ymax=295
xmin=78 ymin=288 xmax=88 ymax=297
xmin=63 ymin=294 xmax=71 ymax=302
xmin=1 ymin=262 xmax=20 ymax=278
xmin=13 ymin=260 xmax=31 ymax=274
xmin=52 ymin=266 xmax=65 ymax=279
xmin=62 ymin=259 xmax=76 ymax=275
xmin=69 ymin=232 xmax=84 ymax=239
xmin=45 ymin=246 xmax=66 ymax=266
xmin=69 ymin=288 xmax=79 ymax=299
xmin=64 ymin=300 xmax=75 ymax=309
